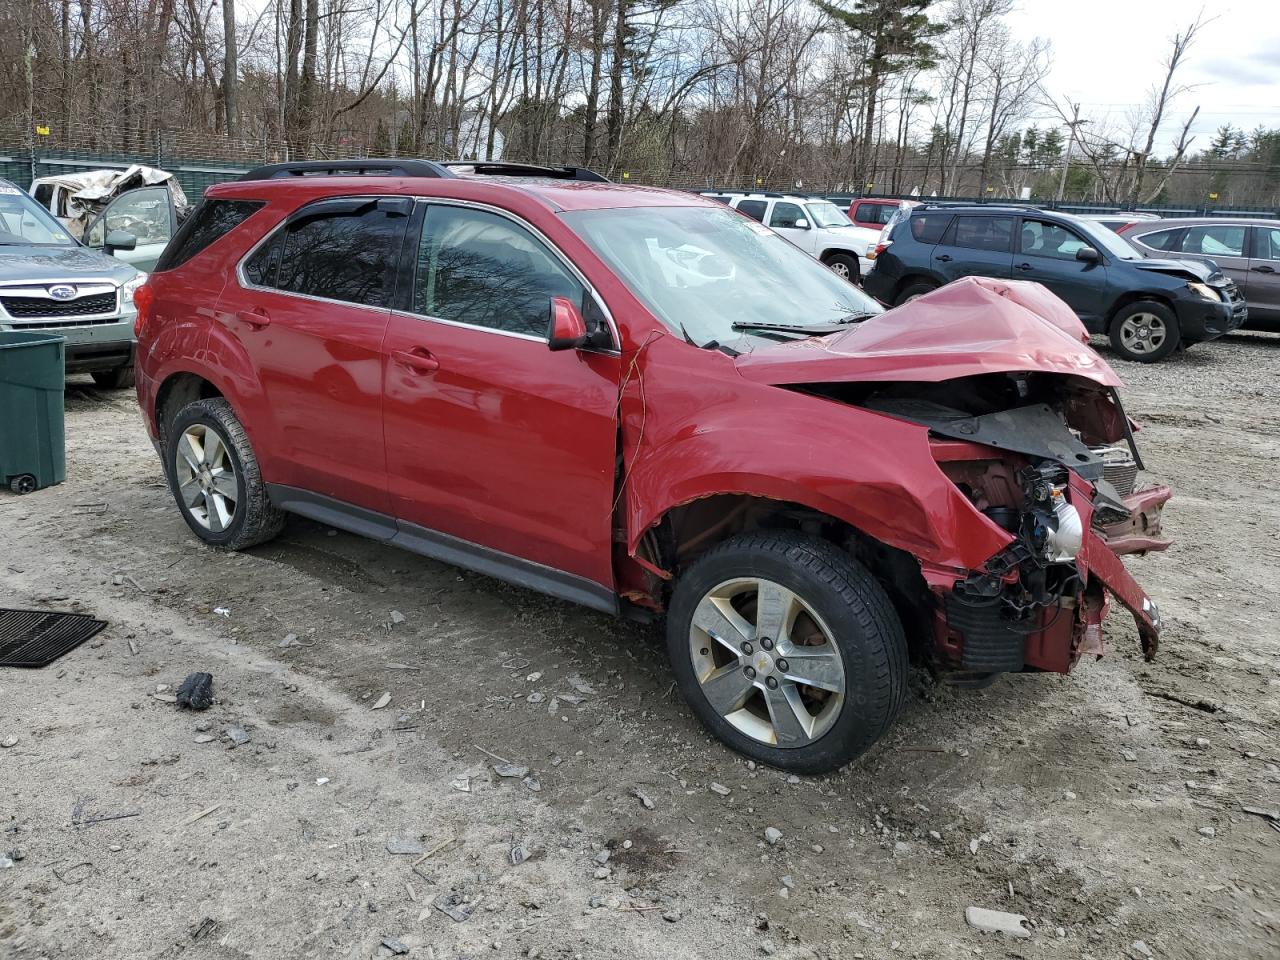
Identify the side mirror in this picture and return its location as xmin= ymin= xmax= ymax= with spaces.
xmin=106 ymin=230 xmax=137 ymax=254
xmin=794 ymin=218 xmax=810 ymax=229
xmin=547 ymin=296 xmax=588 ymax=351
xmin=1075 ymin=245 xmax=1100 ymax=262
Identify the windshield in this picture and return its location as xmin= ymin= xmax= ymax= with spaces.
xmin=805 ymin=202 xmax=852 ymax=228
xmin=562 ymin=206 xmax=882 ymax=347
xmin=1062 ymin=214 xmax=1141 ymax=260
xmin=0 ymin=185 xmax=76 ymax=246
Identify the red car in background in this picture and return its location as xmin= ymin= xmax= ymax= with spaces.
xmin=133 ymin=160 xmax=1168 ymax=773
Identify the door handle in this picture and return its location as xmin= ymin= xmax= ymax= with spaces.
xmin=393 ymin=347 xmax=440 ymax=374
xmin=1014 ymin=262 xmax=1033 ymax=271
xmin=935 ymin=254 xmax=953 ymax=262
xmin=235 ymin=308 xmax=271 ymax=329
xmin=1252 ymin=264 xmax=1276 ymax=274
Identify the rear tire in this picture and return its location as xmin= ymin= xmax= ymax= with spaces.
xmin=894 ymin=281 xmax=937 ymax=306
xmin=666 ymin=532 xmax=908 ymax=774
xmin=1109 ymin=301 xmax=1180 ymax=363
xmin=91 ymin=365 xmax=135 ymax=389
xmin=166 ymin=398 xmax=284 ymax=550
xmin=824 ymin=253 xmax=860 ymax=283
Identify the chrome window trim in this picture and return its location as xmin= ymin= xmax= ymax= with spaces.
xmin=234 ymin=194 xmax=622 ymax=352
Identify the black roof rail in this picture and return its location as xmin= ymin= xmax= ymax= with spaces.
xmin=238 ymin=159 xmax=455 ymax=181
xmin=917 ymin=202 xmax=1042 ymax=213
xmin=441 ymin=161 xmax=609 ymax=183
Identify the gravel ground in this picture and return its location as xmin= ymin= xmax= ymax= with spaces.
xmin=1 ymin=331 xmax=1278 ymax=960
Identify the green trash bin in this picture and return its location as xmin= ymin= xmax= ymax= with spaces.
xmin=0 ymin=331 xmax=66 ymax=494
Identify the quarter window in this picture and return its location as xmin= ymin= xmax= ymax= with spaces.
xmin=267 ymin=203 xmax=407 ymax=307
xmin=1134 ymin=228 xmax=1180 ymax=251
xmin=413 ymin=205 xmax=583 ymax=338
xmin=1182 ymin=225 xmax=1246 ymax=258
xmin=156 ymin=199 xmax=263 ymax=271
xmin=947 ymin=216 xmax=1015 ymax=252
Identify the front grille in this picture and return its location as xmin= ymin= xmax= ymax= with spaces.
xmin=9 ymin=315 xmax=124 ymax=330
xmin=1 ymin=291 xmax=117 ymax=318
xmin=1218 ymin=281 xmax=1244 ymax=305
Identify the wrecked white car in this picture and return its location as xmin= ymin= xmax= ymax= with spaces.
xmin=29 ymin=165 xmax=187 ymax=272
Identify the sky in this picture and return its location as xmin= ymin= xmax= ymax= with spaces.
xmin=1005 ymin=0 xmax=1280 ymax=152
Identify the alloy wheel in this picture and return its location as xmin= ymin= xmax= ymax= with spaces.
xmin=1119 ymin=312 xmax=1167 ymax=355
xmin=174 ymin=424 xmax=238 ymax=532
xmin=688 ymin=577 xmax=846 ymax=748
xmin=829 ymin=261 xmax=851 ymax=280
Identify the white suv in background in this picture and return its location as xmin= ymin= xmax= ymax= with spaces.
xmin=701 ymin=192 xmax=880 ymax=282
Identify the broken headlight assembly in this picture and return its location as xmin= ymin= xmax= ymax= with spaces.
xmin=1185 ymin=281 xmax=1221 ymax=302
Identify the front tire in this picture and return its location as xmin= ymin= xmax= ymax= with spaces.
xmin=1109 ymin=301 xmax=1180 ymax=363
xmin=166 ymin=398 xmax=284 ymax=550
xmin=666 ymin=532 xmax=908 ymax=774
xmin=824 ymin=253 xmax=860 ymax=283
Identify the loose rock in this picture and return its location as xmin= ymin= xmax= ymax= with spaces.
xmin=764 ymin=827 xmax=782 ymax=845
xmin=966 ymin=906 xmax=1032 ymax=939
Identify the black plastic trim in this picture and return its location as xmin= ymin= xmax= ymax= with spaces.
xmin=440 ymin=161 xmax=609 ymax=183
xmin=239 ymin=159 xmax=455 ymax=181
xmin=265 ymin=484 xmax=618 ymax=615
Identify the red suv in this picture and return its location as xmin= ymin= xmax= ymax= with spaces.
xmin=134 ymin=159 xmax=1169 ymax=773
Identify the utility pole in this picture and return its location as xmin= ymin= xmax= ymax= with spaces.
xmin=1057 ymin=102 xmax=1088 ymax=202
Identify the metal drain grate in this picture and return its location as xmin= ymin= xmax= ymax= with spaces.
xmin=0 ymin=609 xmax=107 ymax=668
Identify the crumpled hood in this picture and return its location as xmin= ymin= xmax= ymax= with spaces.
xmin=735 ymin=276 xmax=1121 ymax=387
xmin=0 ymin=245 xmax=138 ymax=285
xmin=1129 ymin=256 xmax=1217 ymax=282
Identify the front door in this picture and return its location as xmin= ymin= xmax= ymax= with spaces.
xmin=85 ymin=186 xmax=174 ymax=271
xmin=215 ymin=196 xmax=411 ymax=514
xmin=930 ymin=214 xmax=1015 ymax=283
xmin=382 ymin=202 xmax=620 ymax=591
xmin=1014 ymin=216 xmax=1109 ymax=323
xmin=768 ymin=201 xmax=817 ymax=256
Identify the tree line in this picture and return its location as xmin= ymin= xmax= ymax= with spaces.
xmin=2 ymin=0 xmax=1277 ymax=206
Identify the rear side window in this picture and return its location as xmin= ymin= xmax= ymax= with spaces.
xmin=947 ymin=216 xmax=1014 ymax=252
xmin=735 ymin=200 xmax=767 ymax=222
xmin=265 ymin=205 xmax=408 ymax=307
xmin=856 ymin=203 xmax=895 ymax=226
xmin=155 ymin=199 xmax=263 ymax=271
xmin=908 ymin=213 xmax=951 ymax=244
xmin=1133 ymin=228 xmax=1179 ymax=251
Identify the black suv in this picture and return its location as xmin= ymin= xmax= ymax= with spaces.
xmin=863 ymin=205 xmax=1247 ymax=362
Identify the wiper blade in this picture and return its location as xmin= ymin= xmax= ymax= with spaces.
xmin=731 ymin=312 xmax=874 ymax=337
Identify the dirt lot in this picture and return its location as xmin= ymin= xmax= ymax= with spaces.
xmin=2 ymin=332 xmax=1279 ymax=960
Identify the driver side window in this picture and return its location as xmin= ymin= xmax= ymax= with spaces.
xmin=769 ymin=202 xmax=805 ymax=228
xmin=1020 ymin=218 xmax=1087 ymax=260
xmin=414 ymin=205 xmax=584 ymax=339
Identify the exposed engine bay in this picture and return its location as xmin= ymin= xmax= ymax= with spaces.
xmin=799 ymin=370 xmax=1170 ymax=679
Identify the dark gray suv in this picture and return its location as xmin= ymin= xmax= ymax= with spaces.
xmin=863 ymin=205 xmax=1248 ymax=362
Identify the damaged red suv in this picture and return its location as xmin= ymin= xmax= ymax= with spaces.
xmin=134 ymin=160 xmax=1170 ymax=773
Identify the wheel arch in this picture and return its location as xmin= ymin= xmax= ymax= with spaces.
xmin=154 ymin=371 xmax=226 ymax=452
xmin=1106 ymin=290 xmax=1176 ymax=324
xmin=892 ymin=273 xmax=939 ymax=301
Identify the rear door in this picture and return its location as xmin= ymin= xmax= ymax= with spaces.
xmin=930 ymin=215 xmax=1015 ymax=283
xmin=218 ymin=196 xmax=411 ymax=514
xmin=85 ymin=186 xmax=175 ymax=271
xmin=381 ymin=201 xmax=620 ymax=591
xmin=1013 ymin=216 xmax=1108 ymax=322
xmin=1247 ymin=224 xmax=1280 ymax=325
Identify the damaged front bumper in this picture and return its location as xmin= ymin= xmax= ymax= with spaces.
xmin=924 ymin=468 xmax=1167 ymax=678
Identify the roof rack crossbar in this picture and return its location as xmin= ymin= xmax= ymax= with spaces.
xmin=440 ymin=161 xmax=609 ymax=183
xmin=238 ymin=159 xmax=455 ymax=181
